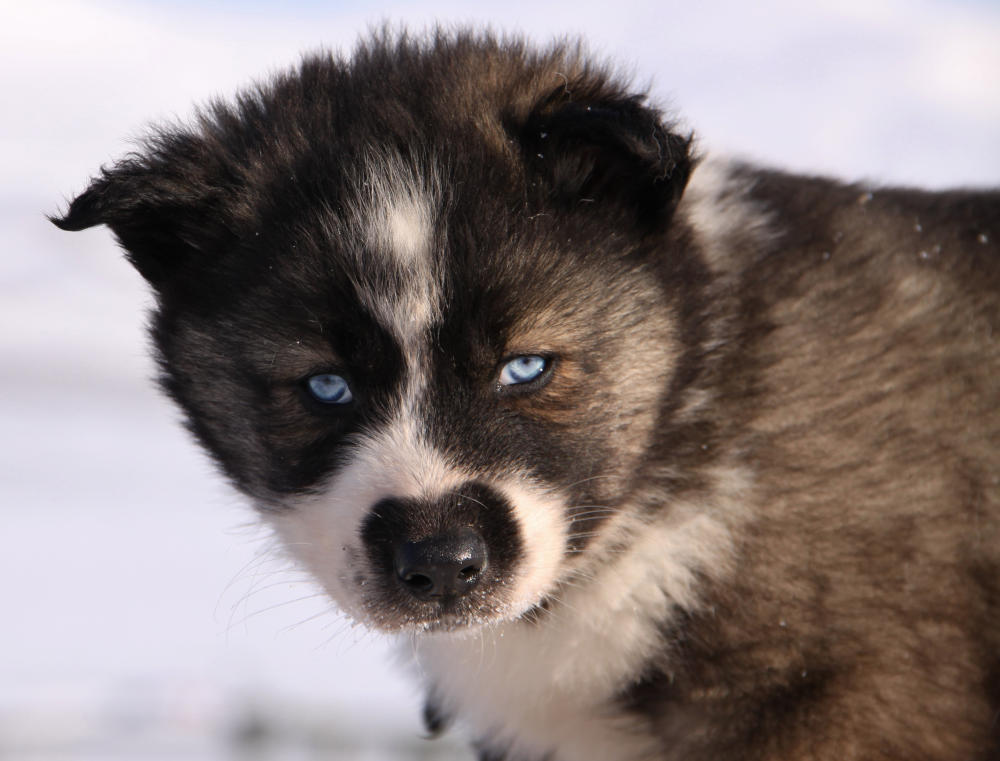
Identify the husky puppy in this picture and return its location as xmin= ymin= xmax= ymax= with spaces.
xmin=53 ymin=30 xmax=999 ymax=761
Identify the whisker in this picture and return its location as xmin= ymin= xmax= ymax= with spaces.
xmin=229 ymin=575 xmax=317 ymax=604
xmin=278 ymin=603 xmax=339 ymax=635
xmin=226 ymin=591 xmax=331 ymax=632
xmin=565 ymin=544 xmax=629 ymax=556
xmin=566 ymin=509 xmax=620 ymax=522
xmin=562 ymin=474 xmax=624 ymax=490
xmin=316 ymin=618 xmax=392 ymax=655
xmin=565 ymin=531 xmax=603 ymax=541
xmin=455 ymin=491 xmax=489 ymax=510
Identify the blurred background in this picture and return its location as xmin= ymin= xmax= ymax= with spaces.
xmin=2 ymin=0 xmax=998 ymax=759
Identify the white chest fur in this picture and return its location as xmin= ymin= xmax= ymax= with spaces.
xmin=414 ymin=607 xmax=661 ymax=761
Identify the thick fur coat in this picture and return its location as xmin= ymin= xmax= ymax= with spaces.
xmin=53 ymin=31 xmax=1000 ymax=761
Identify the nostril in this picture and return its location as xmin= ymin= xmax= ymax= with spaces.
xmin=402 ymin=571 xmax=435 ymax=593
xmin=393 ymin=527 xmax=489 ymax=600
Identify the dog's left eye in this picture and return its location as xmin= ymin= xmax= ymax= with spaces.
xmin=305 ymin=373 xmax=354 ymax=405
xmin=499 ymin=355 xmax=549 ymax=386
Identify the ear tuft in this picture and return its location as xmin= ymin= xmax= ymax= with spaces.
xmin=49 ymin=148 xmax=231 ymax=287
xmin=49 ymin=176 xmax=119 ymax=231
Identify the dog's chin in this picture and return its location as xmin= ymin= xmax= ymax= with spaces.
xmin=404 ymin=615 xmax=490 ymax=636
xmin=353 ymin=593 xmax=542 ymax=636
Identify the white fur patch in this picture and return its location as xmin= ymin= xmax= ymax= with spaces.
xmin=413 ymin=465 xmax=752 ymax=761
xmin=487 ymin=478 xmax=569 ymax=618
xmin=671 ymin=157 xmax=776 ymax=426
xmin=346 ymin=149 xmax=442 ymax=349
xmin=678 ymin=156 xmax=773 ymax=273
xmin=380 ymin=194 xmax=433 ymax=267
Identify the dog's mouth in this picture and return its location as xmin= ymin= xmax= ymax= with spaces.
xmin=361 ymin=586 xmax=555 ymax=635
xmin=356 ymin=578 xmax=523 ymax=634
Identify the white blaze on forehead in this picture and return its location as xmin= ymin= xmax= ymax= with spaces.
xmin=347 ymin=149 xmax=442 ymax=349
xmin=379 ymin=192 xmax=433 ymax=267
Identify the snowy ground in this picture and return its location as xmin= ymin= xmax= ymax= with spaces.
xmin=2 ymin=1 xmax=997 ymax=758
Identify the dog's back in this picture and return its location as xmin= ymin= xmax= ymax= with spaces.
xmin=630 ymin=165 xmax=1000 ymax=759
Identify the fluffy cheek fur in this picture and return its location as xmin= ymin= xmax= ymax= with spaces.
xmin=265 ymin=412 xmax=569 ymax=632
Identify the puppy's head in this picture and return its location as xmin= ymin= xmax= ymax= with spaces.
xmin=52 ymin=33 xmax=696 ymax=633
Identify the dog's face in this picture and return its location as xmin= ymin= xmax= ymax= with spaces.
xmin=52 ymin=37 xmax=694 ymax=633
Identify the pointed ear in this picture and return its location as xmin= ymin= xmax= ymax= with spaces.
xmin=50 ymin=144 xmax=232 ymax=288
xmin=511 ymin=83 xmax=693 ymax=230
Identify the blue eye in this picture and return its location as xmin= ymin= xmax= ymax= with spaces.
xmin=306 ymin=373 xmax=354 ymax=405
xmin=499 ymin=355 xmax=549 ymax=386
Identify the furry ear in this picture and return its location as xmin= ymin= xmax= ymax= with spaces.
xmin=50 ymin=139 xmax=234 ymax=288
xmin=511 ymin=83 xmax=693 ymax=230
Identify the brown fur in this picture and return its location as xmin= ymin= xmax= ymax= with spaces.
xmin=625 ymin=170 xmax=1000 ymax=760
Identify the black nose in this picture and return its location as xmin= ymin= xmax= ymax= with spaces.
xmin=393 ymin=527 xmax=488 ymax=600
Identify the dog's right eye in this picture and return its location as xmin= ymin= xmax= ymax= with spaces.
xmin=305 ymin=373 xmax=354 ymax=405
